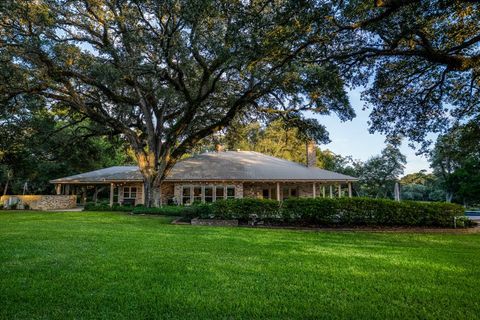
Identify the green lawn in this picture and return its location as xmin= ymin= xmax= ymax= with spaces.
xmin=1 ymin=211 xmax=479 ymax=320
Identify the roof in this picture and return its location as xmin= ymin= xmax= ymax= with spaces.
xmin=50 ymin=151 xmax=358 ymax=184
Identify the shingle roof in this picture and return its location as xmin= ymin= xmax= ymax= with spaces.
xmin=50 ymin=151 xmax=358 ymax=183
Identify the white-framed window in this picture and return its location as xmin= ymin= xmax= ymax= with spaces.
xmin=193 ymin=187 xmax=202 ymax=203
xmin=226 ymin=186 xmax=236 ymax=199
xmin=205 ymin=187 xmax=213 ymax=203
xmin=123 ymin=186 xmax=137 ymax=199
xmin=215 ymin=186 xmax=224 ymax=201
xmin=180 ymin=185 xmax=237 ymax=204
xmin=282 ymin=186 xmax=298 ymax=200
xmin=182 ymin=186 xmax=191 ymax=205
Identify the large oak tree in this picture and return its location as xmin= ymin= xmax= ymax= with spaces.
xmin=0 ymin=0 xmax=353 ymax=206
xmin=328 ymin=0 xmax=480 ymax=147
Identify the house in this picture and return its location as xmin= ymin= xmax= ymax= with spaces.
xmin=50 ymin=144 xmax=357 ymax=206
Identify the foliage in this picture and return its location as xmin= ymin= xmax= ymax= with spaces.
xmin=430 ymin=121 xmax=480 ymax=205
xmin=83 ymin=203 xmax=133 ymax=212
xmin=0 ymin=100 xmax=132 ymax=195
xmin=330 ymin=0 xmax=480 ymax=147
xmin=354 ymin=138 xmax=406 ymax=198
xmin=201 ymin=197 xmax=466 ymax=228
xmin=0 ymin=0 xmax=354 ymax=206
xmin=203 ymin=198 xmax=280 ymax=221
xmin=132 ymin=205 xmax=202 ymax=219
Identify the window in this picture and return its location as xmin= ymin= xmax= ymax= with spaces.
xmin=205 ymin=187 xmax=213 ymax=203
xmin=215 ymin=186 xmax=224 ymax=200
xmin=123 ymin=186 xmax=137 ymax=199
xmin=226 ymin=186 xmax=235 ymax=199
xmin=262 ymin=189 xmax=270 ymax=199
xmin=182 ymin=187 xmax=191 ymax=205
xmin=180 ymin=185 xmax=237 ymax=204
xmin=282 ymin=187 xmax=298 ymax=200
xmin=193 ymin=187 xmax=202 ymax=203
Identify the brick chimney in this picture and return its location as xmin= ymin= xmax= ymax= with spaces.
xmin=306 ymin=140 xmax=316 ymax=167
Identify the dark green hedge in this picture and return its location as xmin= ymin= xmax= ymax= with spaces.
xmin=84 ymin=203 xmax=133 ymax=212
xmin=84 ymin=198 xmax=469 ymax=228
xmin=198 ymin=198 xmax=466 ymax=228
xmin=132 ymin=205 xmax=205 ymax=218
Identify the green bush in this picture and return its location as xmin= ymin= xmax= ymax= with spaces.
xmin=132 ymin=204 xmax=210 ymax=219
xmin=203 ymin=197 xmax=466 ymax=227
xmin=201 ymin=198 xmax=280 ymax=221
xmin=83 ymin=203 xmax=133 ymax=212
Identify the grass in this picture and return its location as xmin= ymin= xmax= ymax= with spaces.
xmin=0 ymin=211 xmax=479 ymax=320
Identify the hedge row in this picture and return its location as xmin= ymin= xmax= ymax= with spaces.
xmin=84 ymin=198 xmax=470 ymax=228
xmin=84 ymin=203 xmax=134 ymax=212
xmin=198 ymin=198 xmax=467 ymax=228
xmin=132 ymin=205 xmax=203 ymax=218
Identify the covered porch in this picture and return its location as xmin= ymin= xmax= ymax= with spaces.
xmin=53 ymin=182 xmax=145 ymax=207
xmin=243 ymin=181 xmax=353 ymax=200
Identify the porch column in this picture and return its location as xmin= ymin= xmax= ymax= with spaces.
xmin=117 ymin=185 xmax=122 ymax=205
xmin=55 ymin=184 xmax=61 ymax=195
xmin=348 ymin=182 xmax=352 ymax=198
xmin=322 ymin=185 xmax=326 ymax=198
xmin=312 ymin=183 xmax=316 ymax=199
xmin=109 ymin=183 xmax=114 ymax=207
xmin=276 ymin=182 xmax=281 ymax=201
xmin=329 ymin=185 xmax=333 ymax=198
xmin=81 ymin=186 xmax=87 ymax=205
xmin=338 ymin=184 xmax=342 ymax=198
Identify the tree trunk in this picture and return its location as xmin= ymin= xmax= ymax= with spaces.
xmin=143 ymin=175 xmax=155 ymax=207
xmin=92 ymin=186 xmax=106 ymax=205
xmin=445 ymin=191 xmax=453 ymax=203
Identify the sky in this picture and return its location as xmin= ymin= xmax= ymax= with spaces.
xmin=312 ymin=88 xmax=432 ymax=175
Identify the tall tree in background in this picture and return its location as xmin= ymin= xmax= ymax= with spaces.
xmin=356 ymin=138 xmax=406 ymax=198
xmin=430 ymin=121 xmax=480 ymax=204
xmin=330 ymin=0 xmax=480 ymax=147
xmin=0 ymin=0 xmax=353 ymax=206
xmin=0 ymin=96 xmax=131 ymax=194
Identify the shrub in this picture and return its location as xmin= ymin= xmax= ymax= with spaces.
xmin=132 ymin=204 xmax=210 ymax=219
xmin=203 ymin=197 xmax=466 ymax=227
xmin=83 ymin=203 xmax=133 ymax=212
xmin=203 ymin=198 xmax=280 ymax=221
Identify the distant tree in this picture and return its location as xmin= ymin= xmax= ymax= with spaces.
xmin=431 ymin=121 xmax=480 ymax=205
xmin=356 ymin=138 xmax=406 ymax=198
xmin=0 ymin=98 xmax=131 ymax=194
xmin=0 ymin=0 xmax=354 ymax=206
xmin=400 ymin=170 xmax=444 ymax=201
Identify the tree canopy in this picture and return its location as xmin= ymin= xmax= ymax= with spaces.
xmin=330 ymin=0 xmax=480 ymax=146
xmin=0 ymin=0 xmax=354 ymax=205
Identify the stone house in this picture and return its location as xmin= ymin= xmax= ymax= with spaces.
xmin=50 ymin=145 xmax=357 ymax=206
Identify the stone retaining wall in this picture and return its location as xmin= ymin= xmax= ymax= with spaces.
xmin=0 ymin=195 xmax=77 ymax=211
xmin=191 ymin=218 xmax=239 ymax=227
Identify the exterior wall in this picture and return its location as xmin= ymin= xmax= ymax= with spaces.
xmin=117 ymin=183 xmax=144 ymax=205
xmin=0 ymin=195 xmax=77 ymax=210
xmin=160 ymin=183 xmax=175 ymax=205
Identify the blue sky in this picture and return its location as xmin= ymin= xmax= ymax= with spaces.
xmin=312 ymin=89 xmax=432 ymax=175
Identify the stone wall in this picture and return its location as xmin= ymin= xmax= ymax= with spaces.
xmin=0 ymin=195 xmax=77 ymax=210
xmin=191 ymin=218 xmax=238 ymax=227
